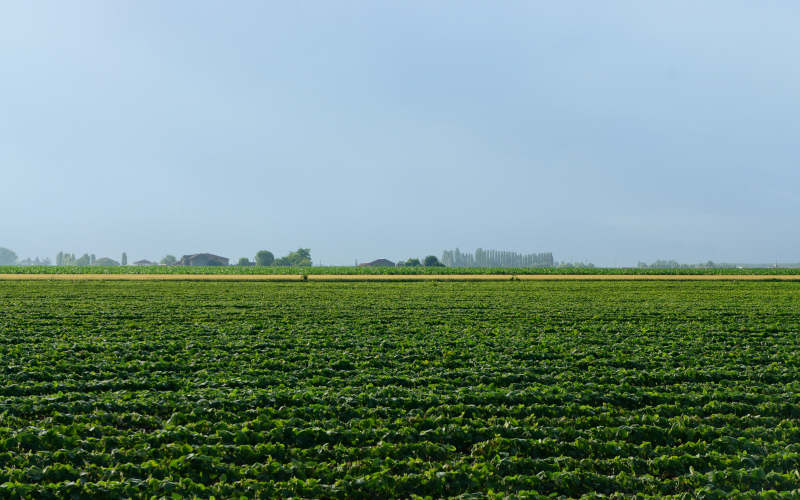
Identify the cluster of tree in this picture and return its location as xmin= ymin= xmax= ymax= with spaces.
xmin=441 ymin=248 xmax=554 ymax=268
xmin=0 ymin=247 xmax=18 ymax=265
xmin=238 ymin=248 xmax=312 ymax=267
xmin=397 ymin=256 xmax=444 ymax=267
xmin=0 ymin=248 xmax=51 ymax=266
xmin=275 ymin=248 xmax=311 ymax=266
xmin=56 ymin=252 xmax=123 ymax=266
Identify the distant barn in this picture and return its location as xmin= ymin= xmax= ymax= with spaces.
xmin=178 ymin=253 xmax=229 ymax=266
xmin=359 ymin=259 xmax=395 ymax=267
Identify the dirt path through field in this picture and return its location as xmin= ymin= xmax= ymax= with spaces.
xmin=1 ymin=274 xmax=800 ymax=281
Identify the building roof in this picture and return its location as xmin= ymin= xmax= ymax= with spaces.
xmin=178 ymin=253 xmax=230 ymax=265
xmin=181 ymin=253 xmax=227 ymax=260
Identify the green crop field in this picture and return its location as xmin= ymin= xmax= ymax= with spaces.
xmin=2 ymin=280 xmax=800 ymax=498
xmin=2 ymin=265 xmax=800 ymax=275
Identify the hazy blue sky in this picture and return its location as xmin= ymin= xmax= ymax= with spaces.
xmin=2 ymin=1 xmax=798 ymax=265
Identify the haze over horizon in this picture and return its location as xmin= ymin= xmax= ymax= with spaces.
xmin=2 ymin=1 xmax=798 ymax=266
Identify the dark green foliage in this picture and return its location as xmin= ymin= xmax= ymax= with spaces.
xmin=423 ymin=255 xmax=444 ymax=267
xmin=1 ymin=280 xmax=800 ymax=497
xmin=237 ymin=257 xmax=254 ymax=266
xmin=255 ymin=250 xmax=275 ymax=266
xmin=274 ymin=248 xmax=311 ymax=267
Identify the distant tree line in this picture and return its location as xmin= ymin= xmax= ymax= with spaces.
xmin=56 ymin=252 xmax=122 ymax=266
xmin=441 ymin=248 xmax=554 ymax=268
xmin=15 ymin=248 xmax=315 ymax=267
xmin=396 ymin=256 xmax=443 ymax=267
xmin=237 ymin=248 xmax=312 ymax=267
xmin=25 ymin=246 xmax=783 ymax=270
xmin=555 ymin=261 xmax=596 ymax=268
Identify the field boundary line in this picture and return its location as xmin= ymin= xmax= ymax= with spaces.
xmin=2 ymin=273 xmax=800 ymax=281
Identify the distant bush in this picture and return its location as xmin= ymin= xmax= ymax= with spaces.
xmin=398 ymin=258 xmax=421 ymax=267
xmin=424 ymin=255 xmax=444 ymax=267
xmin=255 ymin=250 xmax=275 ymax=266
xmin=274 ymin=248 xmax=311 ymax=267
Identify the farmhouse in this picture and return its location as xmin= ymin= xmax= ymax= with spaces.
xmin=359 ymin=259 xmax=395 ymax=267
xmin=178 ymin=253 xmax=229 ymax=266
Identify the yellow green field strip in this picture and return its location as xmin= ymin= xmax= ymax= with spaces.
xmin=3 ymin=273 xmax=800 ymax=281
xmin=0 ymin=274 xmax=302 ymax=281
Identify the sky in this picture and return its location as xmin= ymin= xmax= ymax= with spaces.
xmin=1 ymin=1 xmax=798 ymax=266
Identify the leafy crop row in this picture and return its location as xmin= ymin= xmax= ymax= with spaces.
xmin=1 ymin=281 xmax=799 ymax=497
xmin=2 ymin=265 xmax=800 ymax=275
